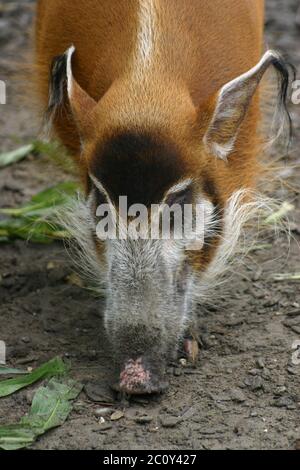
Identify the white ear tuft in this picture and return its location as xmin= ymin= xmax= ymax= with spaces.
xmin=46 ymin=44 xmax=97 ymax=138
xmin=65 ymin=45 xmax=76 ymax=97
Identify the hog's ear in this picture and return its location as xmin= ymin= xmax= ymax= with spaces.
xmin=47 ymin=46 xmax=97 ymax=138
xmin=203 ymin=50 xmax=292 ymax=160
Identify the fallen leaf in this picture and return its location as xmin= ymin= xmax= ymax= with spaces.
xmin=0 ymin=357 xmax=67 ymax=398
xmin=0 ymin=378 xmax=82 ymax=450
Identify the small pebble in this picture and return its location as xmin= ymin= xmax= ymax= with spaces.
xmin=274 ymin=386 xmax=287 ymax=396
xmin=273 ymin=396 xmax=295 ymax=408
xmin=248 ymin=368 xmax=260 ymax=376
xmin=160 ymin=416 xmax=180 ymax=428
xmin=179 ymin=358 xmax=187 ymax=367
xmin=110 ymin=410 xmax=124 ymax=421
xmin=256 ymin=358 xmax=265 ymax=369
xmin=21 ymin=336 xmax=30 ymax=344
xmin=245 ymin=375 xmax=263 ymax=391
xmin=230 ymin=388 xmax=246 ymax=403
xmin=94 ymin=407 xmax=112 ymax=417
xmin=135 ymin=415 xmax=153 ymax=424
xmin=287 ymin=367 xmax=298 ymax=376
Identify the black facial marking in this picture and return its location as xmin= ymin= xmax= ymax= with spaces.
xmin=91 ymin=131 xmax=185 ymax=207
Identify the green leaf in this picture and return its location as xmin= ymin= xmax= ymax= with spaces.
xmin=0 ymin=357 xmax=67 ymax=398
xmin=0 ymin=218 xmax=59 ymax=244
xmin=0 ymin=426 xmax=36 ymax=450
xmin=0 ymin=366 xmax=29 ymax=376
xmin=0 ymin=144 xmax=34 ymax=168
xmin=0 ymin=181 xmax=79 ymax=243
xmin=0 ymin=181 xmax=78 ymax=217
xmin=0 ymin=378 xmax=82 ymax=450
xmin=25 ymin=378 xmax=82 ymax=431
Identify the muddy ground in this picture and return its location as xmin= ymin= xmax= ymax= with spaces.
xmin=0 ymin=0 xmax=300 ymax=450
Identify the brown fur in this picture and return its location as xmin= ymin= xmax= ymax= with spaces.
xmin=35 ymin=0 xmax=265 ymax=272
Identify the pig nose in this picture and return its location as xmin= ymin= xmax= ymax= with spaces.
xmin=116 ymin=358 xmax=168 ymax=395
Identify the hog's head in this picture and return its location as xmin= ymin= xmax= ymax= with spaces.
xmin=47 ymin=46 xmax=291 ymax=394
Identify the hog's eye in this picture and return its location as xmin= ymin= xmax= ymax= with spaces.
xmin=160 ymin=182 xmax=194 ymax=232
xmin=164 ymin=185 xmax=194 ymax=209
xmin=94 ymin=187 xmax=108 ymax=208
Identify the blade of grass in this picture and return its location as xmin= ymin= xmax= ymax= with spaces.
xmin=271 ymin=273 xmax=300 ymax=282
xmin=0 ymin=144 xmax=34 ymax=168
xmin=0 ymin=378 xmax=82 ymax=450
xmin=247 ymin=243 xmax=273 ymax=253
xmin=0 ymin=366 xmax=29 ymax=376
xmin=264 ymin=201 xmax=294 ymax=225
xmin=0 ymin=357 xmax=67 ymax=398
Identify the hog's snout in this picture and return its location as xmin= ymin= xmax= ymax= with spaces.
xmin=115 ymin=357 xmax=168 ymax=395
xmin=105 ymin=239 xmax=192 ymax=395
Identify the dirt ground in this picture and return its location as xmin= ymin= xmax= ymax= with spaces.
xmin=0 ymin=0 xmax=300 ymax=450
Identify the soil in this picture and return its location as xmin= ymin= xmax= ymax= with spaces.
xmin=0 ymin=0 xmax=300 ymax=450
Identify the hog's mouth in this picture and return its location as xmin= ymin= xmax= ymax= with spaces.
xmin=112 ymin=357 xmax=169 ymax=395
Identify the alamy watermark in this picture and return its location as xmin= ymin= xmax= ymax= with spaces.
xmin=94 ymin=196 xmax=209 ymax=250
xmin=0 ymin=80 xmax=6 ymax=105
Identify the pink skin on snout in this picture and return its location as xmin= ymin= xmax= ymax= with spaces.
xmin=119 ymin=358 xmax=151 ymax=393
